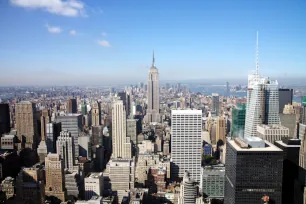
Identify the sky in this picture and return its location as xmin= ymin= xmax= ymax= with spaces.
xmin=0 ymin=0 xmax=306 ymax=86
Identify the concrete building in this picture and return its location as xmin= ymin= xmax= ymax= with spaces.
xmin=55 ymin=114 xmax=83 ymax=157
xmin=279 ymin=88 xmax=293 ymax=113
xmin=257 ymin=124 xmax=289 ymax=143
xmin=67 ymin=98 xmax=77 ymax=114
xmin=65 ymin=170 xmax=82 ymax=199
xmin=274 ymin=138 xmax=301 ymax=204
xmin=46 ymin=122 xmax=61 ymax=153
xmin=91 ymin=101 xmax=101 ymax=126
xmin=1 ymin=134 xmax=17 ymax=150
xmin=16 ymin=164 xmax=45 ymax=204
xmin=200 ymin=165 xmax=225 ymax=199
xmin=224 ymin=137 xmax=283 ymax=204
xmin=84 ymin=172 xmax=103 ymax=200
xmin=78 ymin=135 xmax=91 ymax=159
xmin=1 ymin=177 xmax=15 ymax=200
xmin=138 ymin=140 xmax=155 ymax=154
xmin=147 ymin=166 xmax=166 ymax=194
xmin=75 ymin=196 xmax=103 ymax=204
xmin=45 ymin=153 xmax=66 ymax=202
xmin=171 ymin=110 xmax=202 ymax=182
xmin=91 ymin=126 xmax=103 ymax=147
xmin=178 ymin=171 xmax=198 ymax=204
xmin=15 ymin=101 xmax=39 ymax=150
xmin=216 ymin=116 xmax=226 ymax=143
xmin=56 ymin=130 xmax=75 ymax=170
xmin=163 ymin=140 xmax=170 ymax=156
xmin=112 ymin=100 xmax=132 ymax=159
xmin=37 ymin=116 xmax=48 ymax=163
xmin=135 ymin=154 xmax=159 ymax=185
xmin=0 ymin=103 xmax=10 ymax=135
xmin=145 ymin=52 xmax=161 ymax=123
xmin=107 ymin=158 xmax=135 ymax=191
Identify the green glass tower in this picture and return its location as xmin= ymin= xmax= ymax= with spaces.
xmin=81 ymin=104 xmax=87 ymax=115
xmin=231 ymin=104 xmax=246 ymax=137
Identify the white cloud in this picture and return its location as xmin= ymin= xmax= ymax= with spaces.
xmin=10 ymin=0 xmax=86 ymax=17
xmin=45 ymin=24 xmax=62 ymax=34
xmin=101 ymin=32 xmax=107 ymax=36
xmin=97 ymin=40 xmax=111 ymax=47
xmin=70 ymin=30 xmax=76 ymax=36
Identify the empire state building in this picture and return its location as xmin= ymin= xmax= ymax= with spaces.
xmin=145 ymin=52 xmax=161 ymax=123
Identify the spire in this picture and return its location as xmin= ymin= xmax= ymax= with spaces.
xmin=256 ymin=31 xmax=259 ymax=76
xmin=152 ymin=50 xmax=155 ymax=67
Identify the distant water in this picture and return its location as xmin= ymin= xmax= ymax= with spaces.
xmin=190 ymin=87 xmax=300 ymax=102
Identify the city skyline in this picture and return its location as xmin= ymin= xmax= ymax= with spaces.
xmin=0 ymin=0 xmax=306 ymax=85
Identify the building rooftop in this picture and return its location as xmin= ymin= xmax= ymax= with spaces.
xmin=172 ymin=109 xmax=202 ymax=114
xmin=87 ymin=172 xmax=103 ymax=179
xmin=275 ymin=140 xmax=301 ymax=148
xmin=18 ymin=101 xmax=32 ymax=104
xmin=257 ymin=124 xmax=289 ymax=130
xmin=229 ymin=138 xmax=282 ymax=152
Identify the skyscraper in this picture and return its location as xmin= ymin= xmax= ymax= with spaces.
xmin=278 ymin=88 xmax=293 ymax=113
xmin=178 ymin=171 xmax=198 ymax=204
xmin=91 ymin=101 xmax=101 ymax=126
xmin=45 ymin=153 xmax=66 ymax=202
xmin=84 ymin=172 xmax=103 ymax=200
xmin=112 ymin=100 xmax=132 ymax=159
xmin=231 ymin=104 xmax=246 ymax=138
xmin=0 ymin=103 xmax=10 ymax=135
xmin=145 ymin=52 xmax=160 ymax=123
xmin=56 ymin=130 xmax=75 ymax=170
xmin=66 ymin=98 xmax=77 ymax=114
xmin=244 ymin=32 xmax=280 ymax=137
xmin=216 ymin=116 xmax=226 ymax=143
xmin=171 ymin=110 xmax=202 ymax=182
xmin=212 ymin=93 xmax=219 ymax=116
xmin=15 ymin=101 xmax=39 ymax=150
xmin=55 ymin=114 xmax=83 ymax=157
xmin=224 ymin=137 xmax=283 ymax=204
xmin=37 ymin=116 xmax=48 ymax=163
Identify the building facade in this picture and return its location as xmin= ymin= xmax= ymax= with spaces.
xmin=145 ymin=53 xmax=160 ymax=123
xmin=0 ymin=103 xmax=10 ymax=135
xmin=231 ymin=104 xmax=246 ymax=137
xmin=67 ymin=98 xmax=77 ymax=114
xmin=56 ymin=130 xmax=75 ymax=170
xmin=257 ymin=124 xmax=289 ymax=143
xmin=224 ymin=137 xmax=283 ymax=204
xmin=279 ymin=88 xmax=293 ymax=113
xmin=84 ymin=172 xmax=103 ymax=200
xmin=200 ymin=165 xmax=225 ymax=199
xmin=171 ymin=110 xmax=202 ymax=182
xmin=91 ymin=101 xmax=101 ymax=126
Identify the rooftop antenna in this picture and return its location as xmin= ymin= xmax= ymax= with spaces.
xmin=256 ymin=31 xmax=259 ymax=76
xmin=152 ymin=50 xmax=155 ymax=67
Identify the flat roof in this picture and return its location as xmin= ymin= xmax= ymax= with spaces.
xmin=228 ymin=139 xmax=283 ymax=152
xmin=274 ymin=140 xmax=300 ymax=148
xmin=172 ymin=109 xmax=202 ymax=114
xmin=257 ymin=124 xmax=289 ymax=130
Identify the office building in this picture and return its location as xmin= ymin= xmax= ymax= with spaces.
xmin=56 ymin=130 xmax=75 ymax=170
xmin=79 ymin=135 xmax=91 ymax=159
xmin=212 ymin=93 xmax=219 ymax=115
xmin=91 ymin=101 xmax=101 ymax=126
xmin=65 ymin=170 xmax=81 ymax=199
xmin=135 ymin=154 xmax=160 ymax=185
xmin=216 ymin=116 xmax=226 ymax=143
xmin=1 ymin=177 xmax=15 ymax=200
xmin=171 ymin=110 xmax=202 ymax=182
xmin=275 ymin=138 xmax=301 ymax=204
xmin=178 ymin=171 xmax=198 ymax=204
xmin=279 ymin=88 xmax=293 ymax=113
xmin=45 ymin=153 xmax=66 ymax=202
xmin=15 ymin=101 xmax=39 ymax=150
xmin=56 ymin=114 xmax=83 ymax=157
xmin=67 ymin=98 xmax=77 ymax=114
xmin=127 ymin=119 xmax=137 ymax=146
xmin=75 ymin=196 xmax=103 ymax=204
xmin=37 ymin=116 xmax=48 ymax=163
xmin=231 ymin=104 xmax=246 ymax=137
xmin=0 ymin=103 xmax=10 ymax=135
xmin=1 ymin=134 xmax=17 ymax=150
xmin=200 ymin=165 xmax=225 ymax=199
xmin=93 ymin=145 xmax=104 ymax=172
xmin=46 ymin=122 xmax=61 ymax=153
xmin=145 ymin=52 xmax=161 ymax=123
xmin=257 ymin=124 xmax=289 ymax=143
xmin=91 ymin=126 xmax=103 ymax=147
xmin=112 ymin=100 xmax=132 ymax=159
xmin=81 ymin=104 xmax=87 ymax=115
xmin=107 ymin=158 xmax=135 ymax=191
xmin=224 ymin=137 xmax=283 ymax=204
xmin=16 ymin=164 xmax=45 ymax=204
xmin=84 ymin=172 xmax=103 ymax=200
xmin=147 ymin=166 xmax=166 ymax=194
xmin=163 ymin=140 xmax=170 ymax=156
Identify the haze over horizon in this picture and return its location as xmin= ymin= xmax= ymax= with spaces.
xmin=0 ymin=0 xmax=305 ymax=86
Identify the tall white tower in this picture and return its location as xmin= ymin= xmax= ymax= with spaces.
xmin=146 ymin=51 xmax=161 ymax=123
xmin=171 ymin=110 xmax=202 ymax=182
xmin=112 ymin=100 xmax=132 ymax=159
xmin=56 ymin=130 xmax=75 ymax=170
xmin=244 ymin=32 xmax=280 ymax=137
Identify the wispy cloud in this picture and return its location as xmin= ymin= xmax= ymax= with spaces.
xmin=70 ymin=30 xmax=76 ymax=36
xmin=45 ymin=24 xmax=62 ymax=34
xmin=101 ymin=32 xmax=107 ymax=36
xmin=10 ymin=0 xmax=86 ymax=17
xmin=97 ymin=40 xmax=111 ymax=47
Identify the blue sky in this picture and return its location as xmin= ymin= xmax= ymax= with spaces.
xmin=0 ymin=0 xmax=305 ymax=85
